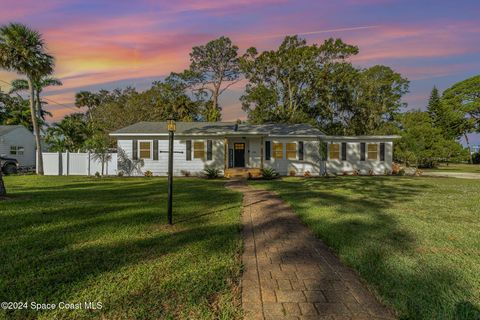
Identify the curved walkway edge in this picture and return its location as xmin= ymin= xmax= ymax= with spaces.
xmin=226 ymin=180 xmax=395 ymax=320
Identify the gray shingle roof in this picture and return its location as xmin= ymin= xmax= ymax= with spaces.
xmin=0 ymin=125 xmax=24 ymax=136
xmin=110 ymin=121 xmax=324 ymax=136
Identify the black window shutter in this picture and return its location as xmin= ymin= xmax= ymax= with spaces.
xmin=186 ymin=140 xmax=192 ymax=161
xmin=132 ymin=140 xmax=138 ymax=160
xmin=380 ymin=143 xmax=385 ymax=161
xmin=265 ymin=141 xmax=271 ymax=160
xmin=360 ymin=143 xmax=366 ymax=161
xmin=153 ymin=140 xmax=159 ymax=160
xmin=298 ymin=141 xmax=304 ymax=160
xmin=207 ymin=140 xmax=212 ymax=160
xmin=341 ymin=142 xmax=347 ymax=161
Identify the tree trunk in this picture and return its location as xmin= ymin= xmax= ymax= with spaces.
xmin=464 ymin=133 xmax=473 ymax=164
xmin=101 ymin=157 xmax=105 ymax=176
xmin=0 ymin=171 xmax=6 ymax=197
xmin=211 ymin=85 xmax=221 ymax=121
xmin=36 ymin=90 xmax=42 ymax=119
xmin=28 ymin=77 xmax=44 ymax=175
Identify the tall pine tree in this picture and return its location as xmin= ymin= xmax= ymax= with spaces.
xmin=427 ymin=86 xmax=442 ymax=125
xmin=427 ymin=86 xmax=461 ymax=140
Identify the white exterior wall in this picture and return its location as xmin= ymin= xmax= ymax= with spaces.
xmin=114 ymin=135 xmax=394 ymax=176
xmin=263 ymin=138 xmax=322 ymax=176
xmin=118 ymin=136 xmax=225 ymax=176
xmin=0 ymin=127 xmax=35 ymax=167
xmin=325 ymin=140 xmax=393 ymax=175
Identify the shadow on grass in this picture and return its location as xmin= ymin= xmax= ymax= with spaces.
xmin=251 ymin=176 xmax=478 ymax=320
xmin=0 ymin=177 xmax=242 ymax=319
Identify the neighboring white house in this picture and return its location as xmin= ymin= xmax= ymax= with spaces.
xmin=0 ymin=125 xmax=35 ymax=167
xmin=109 ymin=121 xmax=399 ymax=177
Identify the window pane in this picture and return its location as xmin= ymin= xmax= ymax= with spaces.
xmin=18 ymin=147 xmax=24 ymax=155
xmin=368 ymin=144 xmax=378 ymax=160
xmin=194 ymin=141 xmax=205 ymax=159
xmin=139 ymin=141 xmax=151 ymax=159
xmin=286 ymin=143 xmax=296 ymax=160
xmin=10 ymin=146 xmax=16 ymax=155
xmin=272 ymin=143 xmax=283 ymax=159
xmin=329 ymin=143 xmax=340 ymax=160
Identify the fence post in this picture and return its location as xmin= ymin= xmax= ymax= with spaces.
xmin=58 ymin=152 xmax=62 ymax=175
xmin=87 ymin=151 xmax=91 ymax=176
xmin=66 ymin=150 xmax=70 ymax=176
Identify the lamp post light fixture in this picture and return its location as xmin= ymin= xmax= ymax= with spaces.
xmin=166 ymin=117 xmax=176 ymax=225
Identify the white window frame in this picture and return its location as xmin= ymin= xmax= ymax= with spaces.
xmin=286 ymin=142 xmax=297 ymax=160
xmin=138 ymin=140 xmax=153 ymax=160
xmin=272 ymin=142 xmax=284 ymax=160
xmin=328 ymin=143 xmax=340 ymax=160
xmin=367 ymin=143 xmax=378 ymax=161
xmin=10 ymin=145 xmax=24 ymax=156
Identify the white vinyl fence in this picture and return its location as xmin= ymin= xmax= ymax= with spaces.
xmin=43 ymin=152 xmax=117 ymax=176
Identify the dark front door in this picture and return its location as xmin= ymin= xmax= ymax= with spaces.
xmin=234 ymin=143 xmax=245 ymax=167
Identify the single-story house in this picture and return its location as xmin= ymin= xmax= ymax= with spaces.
xmin=0 ymin=125 xmax=36 ymax=167
xmin=109 ymin=121 xmax=399 ymax=177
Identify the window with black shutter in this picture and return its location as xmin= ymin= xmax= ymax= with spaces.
xmin=341 ymin=142 xmax=347 ymax=161
xmin=207 ymin=140 xmax=213 ymax=160
xmin=265 ymin=141 xmax=271 ymax=160
xmin=186 ymin=140 xmax=192 ymax=161
xmin=360 ymin=143 xmax=366 ymax=161
xmin=153 ymin=140 xmax=159 ymax=160
xmin=380 ymin=143 xmax=385 ymax=161
xmin=132 ymin=140 xmax=138 ymax=160
xmin=298 ymin=141 xmax=304 ymax=160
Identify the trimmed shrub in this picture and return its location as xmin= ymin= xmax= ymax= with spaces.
xmin=203 ymin=167 xmax=221 ymax=179
xmin=261 ymin=167 xmax=279 ymax=180
xmin=144 ymin=170 xmax=153 ymax=177
xmin=180 ymin=170 xmax=191 ymax=177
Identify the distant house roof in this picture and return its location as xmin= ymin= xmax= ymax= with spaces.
xmin=110 ymin=121 xmax=325 ymax=137
xmin=0 ymin=125 xmax=25 ymax=137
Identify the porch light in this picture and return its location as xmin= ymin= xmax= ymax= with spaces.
xmin=167 ymin=117 xmax=176 ymax=132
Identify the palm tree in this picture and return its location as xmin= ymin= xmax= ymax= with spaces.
xmin=9 ymin=76 xmax=62 ymax=120
xmin=0 ymin=22 xmax=55 ymax=175
xmin=75 ymin=91 xmax=100 ymax=121
xmin=45 ymin=113 xmax=89 ymax=152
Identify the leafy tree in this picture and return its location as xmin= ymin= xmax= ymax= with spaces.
xmin=348 ymin=65 xmax=409 ymax=135
xmin=173 ymin=36 xmax=240 ymax=121
xmin=89 ymin=81 xmax=202 ymax=140
xmin=442 ymin=75 xmax=480 ymax=162
xmin=395 ymin=111 xmax=467 ymax=167
xmin=75 ymin=91 xmax=101 ymax=121
xmin=85 ymin=134 xmax=112 ymax=176
xmin=0 ymin=23 xmax=55 ymax=174
xmin=240 ymin=36 xmax=359 ymax=128
xmin=45 ymin=113 xmax=89 ymax=152
xmin=0 ymin=89 xmax=33 ymax=130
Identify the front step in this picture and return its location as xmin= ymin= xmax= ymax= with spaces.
xmin=224 ymin=168 xmax=262 ymax=179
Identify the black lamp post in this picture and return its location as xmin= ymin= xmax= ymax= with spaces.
xmin=166 ymin=117 xmax=176 ymax=225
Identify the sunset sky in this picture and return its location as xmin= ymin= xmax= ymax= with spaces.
xmin=0 ymin=0 xmax=479 ymax=143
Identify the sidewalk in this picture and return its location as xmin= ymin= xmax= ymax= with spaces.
xmin=227 ymin=181 xmax=395 ymax=320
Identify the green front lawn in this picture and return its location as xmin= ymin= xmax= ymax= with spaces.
xmin=250 ymin=176 xmax=480 ymax=320
xmin=423 ymin=163 xmax=480 ymax=174
xmin=0 ymin=176 xmax=243 ymax=320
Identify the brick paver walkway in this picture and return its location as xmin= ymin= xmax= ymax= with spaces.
xmin=227 ymin=181 xmax=395 ymax=320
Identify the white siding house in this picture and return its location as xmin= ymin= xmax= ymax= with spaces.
xmin=110 ymin=122 xmax=399 ymax=177
xmin=0 ymin=125 xmax=35 ymax=167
